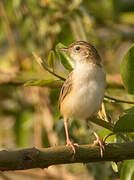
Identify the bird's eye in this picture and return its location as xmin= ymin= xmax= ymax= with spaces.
xmin=75 ymin=46 xmax=80 ymax=51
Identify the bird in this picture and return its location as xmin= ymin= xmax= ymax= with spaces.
xmin=58 ymin=41 xmax=106 ymax=156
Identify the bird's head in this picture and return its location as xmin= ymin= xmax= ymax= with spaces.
xmin=59 ymin=41 xmax=101 ymax=66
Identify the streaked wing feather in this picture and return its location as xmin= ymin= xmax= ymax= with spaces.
xmin=58 ymin=72 xmax=73 ymax=110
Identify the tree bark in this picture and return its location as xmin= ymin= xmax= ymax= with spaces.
xmin=0 ymin=142 xmax=134 ymax=171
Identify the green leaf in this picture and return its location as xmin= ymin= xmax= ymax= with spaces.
xmin=47 ymin=50 xmax=55 ymax=68
xmin=121 ymin=160 xmax=134 ymax=180
xmin=24 ymin=79 xmax=63 ymax=88
xmin=114 ymin=113 xmax=134 ymax=132
xmin=121 ymin=44 xmax=134 ymax=94
xmin=55 ymin=43 xmax=74 ymax=71
xmin=111 ymin=162 xmax=118 ymax=173
xmin=98 ymin=129 xmax=115 ymax=143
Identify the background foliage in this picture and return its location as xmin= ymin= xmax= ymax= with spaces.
xmin=0 ymin=0 xmax=134 ymax=179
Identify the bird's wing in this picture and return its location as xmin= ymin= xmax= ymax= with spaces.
xmin=58 ymin=72 xmax=73 ymax=110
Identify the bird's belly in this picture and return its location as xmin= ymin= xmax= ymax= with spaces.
xmin=60 ymin=64 xmax=106 ymax=120
xmin=62 ymin=80 xmax=105 ymax=119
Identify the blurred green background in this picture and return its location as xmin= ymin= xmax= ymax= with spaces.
xmin=0 ymin=0 xmax=134 ymax=179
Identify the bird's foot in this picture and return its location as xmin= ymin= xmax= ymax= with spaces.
xmin=93 ymin=132 xmax=105 ymax=158
xmin=66 ymin=140 xmax=78 ymax=154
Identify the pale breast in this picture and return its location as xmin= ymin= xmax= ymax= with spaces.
xmin=60 ymin=62 xmax=106 ymax=119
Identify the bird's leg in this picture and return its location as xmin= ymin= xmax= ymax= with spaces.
xmin=64 ymin=118 xmax=77 ymax=154
xmin=86 ymin=119 xmax=104 ymax=157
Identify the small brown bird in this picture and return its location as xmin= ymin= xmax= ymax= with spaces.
xmin=58 ymin=41 xmax=106 ymax=156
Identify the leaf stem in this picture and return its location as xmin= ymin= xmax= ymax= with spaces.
xmin=32 ymin=52 xmax=65 ymax=81
xmin=104 ymin=95 xmax=134 ymax=105
xmin=41 ymin=61 xmax=65 ymax=81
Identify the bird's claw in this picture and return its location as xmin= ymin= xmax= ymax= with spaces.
xmin=93 ymin=131 xmax=105 ymax=157
xmin=66 ymin=140 xmax=78 ymax=154
xmin=93 ymin=138 xmax=105 ymax=158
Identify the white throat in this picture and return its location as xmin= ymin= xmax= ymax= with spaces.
xmin=73 ymin=61 xmax=105 ymax=83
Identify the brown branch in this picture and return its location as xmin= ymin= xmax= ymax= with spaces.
xmin=89 ymin=117 xmax=113 ymax=131
xmin=0 ymin=142 xmax=134 ymax=171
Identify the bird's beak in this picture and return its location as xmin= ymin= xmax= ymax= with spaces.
xmin=58 ymin=48 xmax=68 ymax=52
